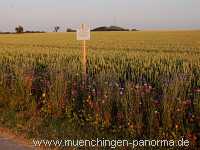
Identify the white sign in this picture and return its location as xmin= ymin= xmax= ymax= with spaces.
xmin=77 ymin=24 xmax=90 ymax=40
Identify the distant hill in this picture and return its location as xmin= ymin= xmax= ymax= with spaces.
xmin=92 ymin=26 xmax=138 ymax=32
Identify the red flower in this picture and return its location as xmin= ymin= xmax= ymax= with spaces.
xmin=186 ymin=132 xmax=197 ymax=144
xmin=183 ymin=100 xmax=192 ymax=107
xmin=193 ymin=88 xmax=200 ymax=93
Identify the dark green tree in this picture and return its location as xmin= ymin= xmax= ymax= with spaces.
xmin=54 ymin=26 xmax=60 ymax=32
xmin=15 ymin=25 xmax=24 ymax=33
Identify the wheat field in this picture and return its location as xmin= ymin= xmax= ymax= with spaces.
xmin=0 ymin=31 xmax=200 ymax=148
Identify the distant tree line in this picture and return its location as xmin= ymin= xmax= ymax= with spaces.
xmin=92 ymin=26 xmax=138 ymax=32
xmin=0 ymin=32 xmax=13 ymax=34
xmin=0 ymin=25 xmax=139 ymax=34
xmin=92 ymin=26 xmax=129 ymax=31
xmin=65 ymin=26 xmax=139 ymax=32
xmin=66 ymin=28 xmax=76 ymax=32
xmin=0 ymin=25 xmax=46 ymax=34
xmin=24 ymin=31 xmax=46 ymax=33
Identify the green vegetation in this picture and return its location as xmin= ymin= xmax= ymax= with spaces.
xmin=15 ymin=25 xmax=24 ymax=33
xmin=0 ymin=31 xmax=200 ymax=149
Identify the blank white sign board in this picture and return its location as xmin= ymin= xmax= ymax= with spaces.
xmin=77 ymin=24 xmax=90 ymax=41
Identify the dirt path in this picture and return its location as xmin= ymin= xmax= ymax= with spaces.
xmin=0 ymin=127 xmax=34 ymax=150
xmin=0 ymin=136 xmax=34 ymax=150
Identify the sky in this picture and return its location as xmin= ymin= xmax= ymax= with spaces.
xmin=0 ymin=0 xmax=200 ymax=32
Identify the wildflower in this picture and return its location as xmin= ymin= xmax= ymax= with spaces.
xmin=120 ymin=90 xmax=123 ymax=96
xmin=187 ymin=112 xmax=193 ymax=118
xmin=42 ymin=93 xmax=46 ymax=98
xmin=104 ymin=94 xmax=108 ymax=99
xmin=187 ymin=112 xmax=195 ymax=123
xmin=135 ymin=84 xmax=140 ymax=89
xmin=196 ymin=89 xmax=200 ymax=93
xmin=186 ymin=132 xmax=197 ymax=144
xmin=144 ymin=83 xmax=148 ymax=87
xmin=183 ymin=100 xmax=192 ymax=108
xmin=148 ymin=85 xmax=152 ymax=90
xmin=92 ymin=89 xmax=96 ymax=96
xmin=94 ymin=102 xmax=100 ymax=113
xmin=153 ymin=100 xmax=160 ymax=107
xmin=175 ymin=124 xmax=180 ymax=129
xmin=143 ymin=84 xmax=152 ymax=93
xmin=128 ymin=123 xmax=134 ymax=129
xmin=117 ymin=112 xmax=124 ymax=123
xmin=94 ymin=114 xmax=100 ymax=127
xmin=88 ymin=100 xmax=94 ymax=109
xmin=86 ymin=99 xmax=90 ymax=103
xmin=104 ymin=112 xmax=111 ymax=128
xmin=102 ymin=100 xmax=105 ymax=104
xmin=71 ymin=90 xmax=78 ymax=97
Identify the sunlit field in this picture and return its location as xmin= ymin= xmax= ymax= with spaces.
xmin=0 ymin=31 xmax=200 ymax=149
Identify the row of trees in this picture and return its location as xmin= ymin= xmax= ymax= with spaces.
xmin=14 ymin=25 xmax=138 ymax=33
xmin=15 ymin=25 xmax=68 ymax=33
xmin=15 ymin=25 xmax=60 ymax=33
xmin=92 ymin=26 xmax=138 ymax=31
xmin=15 ymin=25 xmax=45 ymax=33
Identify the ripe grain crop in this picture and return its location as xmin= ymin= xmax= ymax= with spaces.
xmin=0 ymin=31 xmax=200 ymax=148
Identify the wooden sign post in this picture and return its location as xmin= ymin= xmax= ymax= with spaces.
xmin=77 ymin=24 xmax=90 ymax=83
xmin=83 ymin=40 xmax=86 ymax=81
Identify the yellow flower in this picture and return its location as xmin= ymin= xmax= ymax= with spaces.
xmin=42 ymin=93 xmax=46 ymax=98
xmin=175 ymin=124 xmax=180 ymax=129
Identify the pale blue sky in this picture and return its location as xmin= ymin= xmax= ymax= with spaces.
xmin=0 ymin=0 xmax=200 ymax=31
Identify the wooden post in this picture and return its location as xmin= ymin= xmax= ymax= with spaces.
xmin=83 ymin=40 xmax=87 ymax=83
xmin=77 ymin=24 xmax=90 ymax=84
